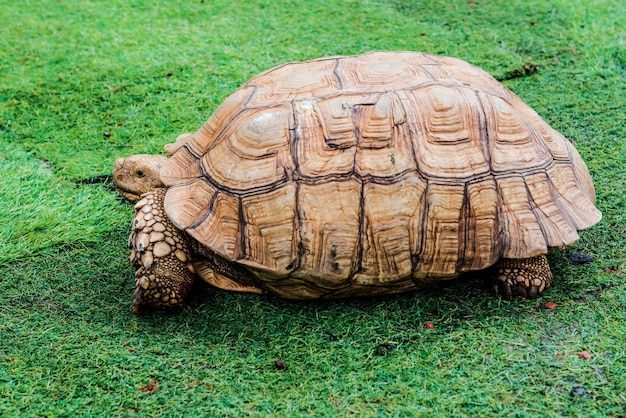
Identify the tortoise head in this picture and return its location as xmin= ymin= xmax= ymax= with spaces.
xmin=113 ymin=154 xmax=169 ymax=202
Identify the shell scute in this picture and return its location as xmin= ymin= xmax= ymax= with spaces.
xmin=413 ymin=183 xmax=466 ymax=277
xmin=201 ymin=105 xmax=293 ymax=191
xmin=460 ymin=180 xmax=501 ymax=270
xmin=354 ymin=94 xmax=417 ymax=177
xmin=239 ymin=183 xmax=297 ymax=274
xmin=294 ymin=99 xmax=356 ymax=178
xmin=355 ymin=173 xmax=426 ymax=284
xmin=428 ymin=55 xmax=513 ymax=99
xmin=523 ymin=171 xmax=578 ymax=247
xmin=482 ymin=93 xmax=553 ymax=173
xmin=335 ymin=51 xmax=437 ymax=91
xmin=187 ymin=191 xmax=241 ymax=260
xmin=290 ymin=179 xmax=361 ymax=288
xmin=546 ymin=162 xmax=601 ymax=228
xmin=161 ymin=146 xmax=202 ymax=186
xmin=189 ymin=86 xmax=255 ymax=155
xmin=404 ymin=85 xmax=490 ymax=180
xmin=164 ymin=179 xmax=216 ymax=230
xmin=497 ymin=176 xmax=549 ymax=258
xmin=246 ymin=58 xmax=339 ymax=105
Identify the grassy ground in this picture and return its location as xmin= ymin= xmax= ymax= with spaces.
xmin=1 ymin=0 xmax=625 ymax=415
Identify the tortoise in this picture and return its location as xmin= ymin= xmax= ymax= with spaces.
xmin=113 ymin=51 xmax=601 ymax=314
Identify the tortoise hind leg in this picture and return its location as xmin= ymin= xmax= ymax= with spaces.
xmin=490 ymin=255 xmax=553 ymax=300
xmin=129 ymin=188 xmax=196 ymax=314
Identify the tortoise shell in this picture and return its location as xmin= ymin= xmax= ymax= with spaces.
xmin=160 ymin=51 xmax=601 ymax=299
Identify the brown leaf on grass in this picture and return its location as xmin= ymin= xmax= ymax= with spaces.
xmin=577 ymin=351 xmax=594 ymax=360
xmin=604 ymin=266 xmax=622 ymax=274
xmin=274 ymin=359 xmax=288 ymax=370
xmin=139 ymin=380 xmax=159 ymax=394
xmin=423 ymin=321 xmax=435 ymax=329
xmin=544 ymin=302 xmax=558 ymax=309
xmin=498 ymin=63 xmax=540 ymax=81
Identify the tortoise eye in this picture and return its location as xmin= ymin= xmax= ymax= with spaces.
xmin=135 ymin=169 xmax=145 ymax=178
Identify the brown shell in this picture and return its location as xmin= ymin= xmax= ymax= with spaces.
xmin=161 ymin=51 xmax=601 ymax=298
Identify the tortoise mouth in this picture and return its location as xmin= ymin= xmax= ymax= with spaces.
xmin=117 ymin=187 xmax=142 ymax=203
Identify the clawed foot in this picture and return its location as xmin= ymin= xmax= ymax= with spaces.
xmin=490 ymin=255 xmax=553 ymax=300
xmin=133 ymin=265 xmax=195 ymax=314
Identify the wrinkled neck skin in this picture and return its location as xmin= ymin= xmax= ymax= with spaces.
xmin=113 ymin=154 xmax=169 ymax=203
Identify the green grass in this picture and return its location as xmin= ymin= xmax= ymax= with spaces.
xmin=1 ymin=0 xmax=625 ymax=416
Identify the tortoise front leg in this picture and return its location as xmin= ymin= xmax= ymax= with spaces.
xmin=490 ymin=255 xmax=553 ymax=300
xmin=128 ymin=188 xmax=196 ymax=314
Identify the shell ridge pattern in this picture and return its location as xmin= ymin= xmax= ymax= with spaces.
xmin=187 ymin=188 xmax=220 ymax=230
xmin=456 ymin=182 xmax=472 ymax=271
xmin=470 ymin=86 xmax=494 ymax=172
xmin=160 ymin=52 xmax=599 ymax=281
xmin=182 ymin=143 xmax=202 ymax=160
xmin=492 ymin=172 xmax=544 ymax=258
xmin=196 ymin=154 xmax=240 ymax=197
xmin=480 ymin=91 xmax=553 ymax=174
xmin=545 ymin=171 xmax=583 ymax=230
xmin=547 ymin=162 xmax=598 ymax=230
xmin=427 ymin=86 xmax=484 ymax=173
xmin=495 ymin=174 xmax=550 ymax=258
xmin=197 ymin=150 xmax=293 ymax=199
xmin=198 ymin=105 xmax=294 ymax=193
xmin=349 ymin=103 xmax=360 ymax=176
xmin=237 ymin=197 xmax=246 ymax=261
xmin=291 ymin=182 xmax=304 ymax=272
xmin=349 ymin=177 xmax=366 ymax=281
xmin=548 ymin=176 xmax=580 ymax=233
xmin=476 ymin=176 xmax=507 ymax=264
xmin=410 ymin=179 xmax=431 ymax=278
xmin=331 ymin=58 xmax=345 ymax=91
xmin=525 ymin=171 xmax=580 ymax=247
xmin=521 ymin=174 xmax=552 ymax=247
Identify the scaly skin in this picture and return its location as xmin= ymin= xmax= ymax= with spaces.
xmin=129 ymin=188 xmax=196 ymax=313
xmin=489 ymin=255 xmax=553 ymax=300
